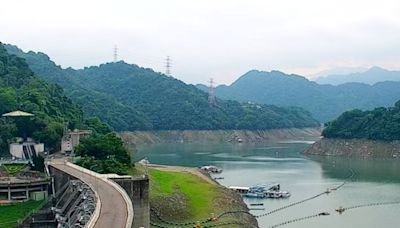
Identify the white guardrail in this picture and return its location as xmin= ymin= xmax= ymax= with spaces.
xmin=46 ymin=160 xmax=102 ymax=228
xmin=47 ymin=159 xmax=134 ymax=228
xmin=65 ymin=162 xmax=134 ymax=228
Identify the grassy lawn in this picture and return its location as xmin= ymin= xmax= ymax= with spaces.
xmin=0 ymin=200 xmax=44 ymax=228
xmin=3 ymin=164 xmax=26 ymax=175
xmin=149 ymin=168 xmax=218 ymax=220
xmin=127 ymin=165 xmax=145 ymax=176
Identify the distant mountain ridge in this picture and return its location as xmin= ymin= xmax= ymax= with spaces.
xmin=196 ymin=70 xmax=400 ymax=122
xmin=5 ymin=44 xmax=319 ymax=131
xmin=315 ymin=66 xmax=400 ymax=85
xmin=310 ymin=66 xmax=368 ymax=78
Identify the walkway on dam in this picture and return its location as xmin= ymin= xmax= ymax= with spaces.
xmin=50 ymin=162 xmax=130 ymax=228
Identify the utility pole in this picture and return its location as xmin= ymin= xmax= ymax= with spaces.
xmin=208 ymin=78 xmax=217 ymax=106
xmin=165 ymin=56 xmax=171 ymax=76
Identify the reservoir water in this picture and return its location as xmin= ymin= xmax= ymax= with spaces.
xmin=132 ymin=141 xmax=400 ymax=228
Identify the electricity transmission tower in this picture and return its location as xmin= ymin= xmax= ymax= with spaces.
xmin=208 ymin=78 xmax=217 ymax=106
xmin=113 ymin=45 xmax=118 ymax=62
xmin=165 ymin=56 xmax=171 ymax=76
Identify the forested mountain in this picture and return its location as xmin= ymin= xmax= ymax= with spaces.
xmin=315 ymin=66 xmax=400 ymax=85
xmin=322 ymin=100 xmax=400 ymax=141
xmin=5 ymin=45 xmax=150 ymax=130
xmin=0 ymin=43 xmax=82 ymax=154
xmin=5 ymin=44 xmax=319 ymax=131
xmin=196 ymin=70 xmax=400 ymax=122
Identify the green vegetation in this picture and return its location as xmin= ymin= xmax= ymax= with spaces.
xmin=0 ymin=42 xmax=133 ymax=174
xmin=30 ymin=156 xmax=45 ymax=172
xmin=0 ymin=43 xmax=82 ymax=155
xmin=149 ymin=168 xmax=217 ymax=220
xmin=0 ymin=200 xmax=44 ymax=228
xmin=0 ymin=119 xmax=16 ymax=155
xmin=75 ymin=133 xmax=131 ymax=174
xmin=3 ymin=164 xmax=26 ymax=174
xmin=197 ymin=70 xmax=400 ymax=122
xmin=5 ymin=44 xmax=319 ymax=131
xmin=323 ymin=100 xmax=400 ymax=141
xmin=148 ymin=168 xmax=256 ymax=227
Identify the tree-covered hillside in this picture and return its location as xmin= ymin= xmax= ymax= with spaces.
xmin=322 ymin=101 xmax=400 ymax=141
xmin=5 ymin=45 xmax=319 ymax=131
xmin=0 ymin=43 xmax=130 ymax=174
xmin=5 ymin=45 xmax=150 ymax=130
xmin=196 ymin=70 xmax=400 ymax=122
xmin=0 ymin=43 xmax=82 ymax=154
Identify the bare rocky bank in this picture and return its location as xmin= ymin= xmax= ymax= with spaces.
xmin=305 ymin=138 xmax=400 ymax=158
xmin=119 ymin=128 xmax=321 ymax=145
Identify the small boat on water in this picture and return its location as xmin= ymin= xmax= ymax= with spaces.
xmin=249 ymin=183 xmax=280 ymax=192
xmin=264 ymin=190 xmax=291 ymax=198
xmin=245 ymin=192 xmax=266 ymax=198
xmin=245 ymin=191 xmax=290 ymax=199
xmin=200 ymin=165 xmax=223 ymax=173
xmin=250 ymin=203 xmax=264 ymax=206
xmin=249 ymin=207 xmax=265 ymax=210
xmin=229 ymin=184 xmax=278 ymax=194
xmin=230 ymin=183 xmax=291 ymax=199
xmin=138 ymin=158 xmax=150 ymax=165
xmin=214 ymin=177 xmax=224 ymax=180
xmin=229 ymin=186 xmax=250 ymax=193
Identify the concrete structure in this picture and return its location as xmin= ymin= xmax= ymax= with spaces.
xmin=0 ymin=178 xmax=50 ymax=201
xmin=19 ymin=159 xmax=149 ymax=228
xmin=2 ymin=110 xmax=34 ymax=117
xmin=61 ymin=129 xmax=91 ymax=155
xmin=47 ymin=160 xmax=134 ymax=228
xmin=9 ymin=138 xmax=44 ymax=160
xmin=111 ymin=175 xmax=150 ymax=228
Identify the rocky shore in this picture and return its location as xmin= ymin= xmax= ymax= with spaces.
xmin=120 ymin=128 xmax=321 ymax=145
xmin=304 ymin=138 xmax=400 ymax=158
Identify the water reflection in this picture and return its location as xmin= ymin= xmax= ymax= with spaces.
xmin=132 ymin=141 xmax=400 ymax=228
xmin=308 ymin=155 xmax=400 ymax=183
xmin=132 ymin=142 xmax=312 ymax=167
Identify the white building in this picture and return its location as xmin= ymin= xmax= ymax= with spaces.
xmin=9 ymin=138 xmax=44 ymax=160
xmin=61 ymin=129 xmax=91 ymax=155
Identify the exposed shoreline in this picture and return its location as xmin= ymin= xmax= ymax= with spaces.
xmin=120 ymin=127 xmax=322 ymax=145
xmin=147 ymin=163 xmax=259 ymax=227
xmin=304 ymin=138 xmax=400 ymax=158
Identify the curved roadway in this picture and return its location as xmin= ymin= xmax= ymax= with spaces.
xmin=51 ymin=163 xmax=129 ymax=228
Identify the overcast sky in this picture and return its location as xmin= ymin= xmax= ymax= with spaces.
xmin=1 ymin=0 xmax=400 ymax=84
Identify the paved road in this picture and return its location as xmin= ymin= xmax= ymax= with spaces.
xmin=50 ymin=163 xmax=129 ymax=228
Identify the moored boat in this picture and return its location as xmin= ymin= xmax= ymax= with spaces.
xmin=265 ymin=190 xmax=291 ymax=198
xmin=245 ymin=192 xmax=266 ymax=198
xmin=231 ymin=183 xmax=291 ymax=199
xmin=200 ymin=165 xmax=223 ymax=173
xmin=229 ymin=186 xmax=250 ymax=193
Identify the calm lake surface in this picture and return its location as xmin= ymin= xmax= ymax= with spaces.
xmin=133 ymin=141 xmax=400 ymax=228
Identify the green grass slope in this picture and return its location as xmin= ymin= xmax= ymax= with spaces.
xmin=0 ymin=200 xmax=44 ymax=228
